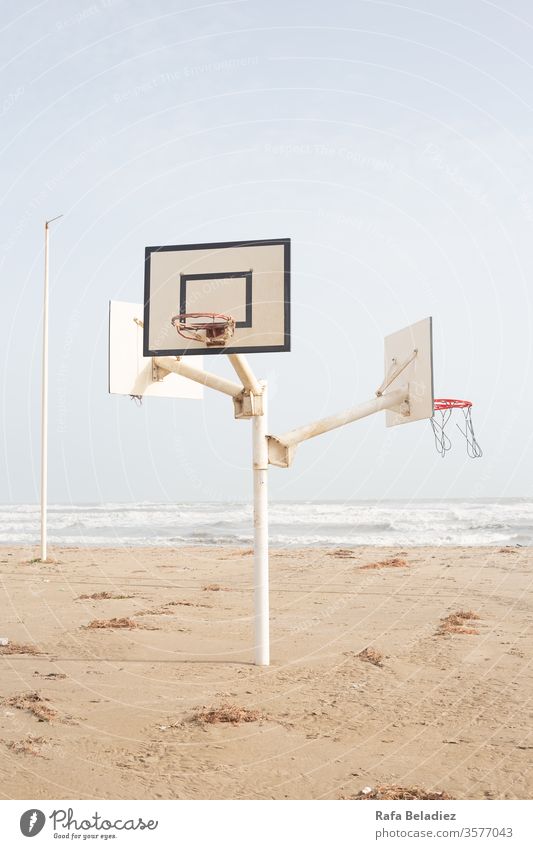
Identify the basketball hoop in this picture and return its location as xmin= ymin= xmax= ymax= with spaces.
xmin=431 ymin=399 xmax=482 ymax=458
xmin=171 ymin=312 xmax=235 ymax=347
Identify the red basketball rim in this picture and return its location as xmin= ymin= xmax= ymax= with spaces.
xmin=433 ymin=398 xmax=472 ymax=411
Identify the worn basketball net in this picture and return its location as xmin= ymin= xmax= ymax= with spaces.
xmin=431 ymin=399 xmax=482 ymax=458
xmin=171 ymin=312 xmax=235 ymax=347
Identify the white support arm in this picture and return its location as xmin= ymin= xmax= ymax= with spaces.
xmin=154 ymin=356 xmax=243 ymax=398
xmin=227 ymin=354 xmax=262 ymax=395
xmin=267 ymin=386 xmax=409 ymax=467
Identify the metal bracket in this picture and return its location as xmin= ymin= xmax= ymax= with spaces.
xmin=384 ymin=384 xmax=410 ymax=417
xmin=233 ymin=390 xmax=264 ymax=419
xmin=267 ymin=436 xmax=296 ymax=468
xmin=152 ymin=359 xmax=171 ymax=382
xmin=397 ymin=399 xmax=410 ymax=417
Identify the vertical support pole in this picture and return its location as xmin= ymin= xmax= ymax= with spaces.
xmin=40 ymin=222 xmax=50 ymax=563
xmin=252 ymin=381 xmax=269 ymax=666
xmin=40 ymin=214 xmax=62 ymax=563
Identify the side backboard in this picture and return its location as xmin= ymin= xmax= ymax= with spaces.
xmin=385 ymin=317 xmax=434 ymax=427
xmin=108 ymin=301 xmax=203 ymax=400
xmin=143 ymin=238 xmax=290 ymax=357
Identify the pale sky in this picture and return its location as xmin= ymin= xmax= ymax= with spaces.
xmin=1 ymin=0 xmax=532 ymax=503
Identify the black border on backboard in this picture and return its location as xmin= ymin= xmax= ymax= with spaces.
xmin=179 ymin=271 xmax=253 ymax=329
xmin=143 ymin=238 xmax=291 ymax=357
xmin=429 ymin=315 xmax=435 ymax=414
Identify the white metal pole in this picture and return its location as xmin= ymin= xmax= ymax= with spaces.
xmin=41 ymin=222 xmax=49 ymax=562
xmin=252 ymin=381 xmax=269 ymax=666
xmin=41 ymin=215 xmax=62 ymax=563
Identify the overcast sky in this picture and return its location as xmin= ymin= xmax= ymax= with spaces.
xmin=1 ymin=0 xmax=532 ymax=504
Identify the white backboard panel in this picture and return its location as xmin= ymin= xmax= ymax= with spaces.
xmin=108 ymin=301 xmax=203 ymax=399
xmin=143 ymin=238 xmax=290 ymax=357
xmin=385 ymin=317 xmax=434 ymax=427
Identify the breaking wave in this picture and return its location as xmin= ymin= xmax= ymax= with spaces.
xmin=0 ymin=499 xmax=531 ymax=547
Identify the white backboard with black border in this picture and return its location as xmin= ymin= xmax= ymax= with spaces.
xmin=143 ymin=238 xmax=290 ymax=357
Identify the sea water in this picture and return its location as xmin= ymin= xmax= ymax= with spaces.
xmin=0 ymin=499 xmax=531 ymax=547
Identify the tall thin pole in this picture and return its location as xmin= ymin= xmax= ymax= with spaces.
xmin=252 ymin=381 xmax=269 ymax=665
xmin=41 ymin=215 xmax=62 ymax=562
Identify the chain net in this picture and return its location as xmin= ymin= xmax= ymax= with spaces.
xmin=431 ymin=400 xmax=482 ymax=458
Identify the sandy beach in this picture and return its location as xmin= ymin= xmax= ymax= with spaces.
xmin=0 ymin=544 xmax=531 ymax=800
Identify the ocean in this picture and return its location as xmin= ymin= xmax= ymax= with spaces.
xmin=0 ymin=500 xmax=531 ymax=547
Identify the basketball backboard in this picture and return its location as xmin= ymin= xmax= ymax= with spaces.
xmin=108 ymin=301 xmax=203 ymax=399
xmin=143 ymin=238 xmax=290 ymax=357
xmin=384 ymin=316 xmax=434 ymax=427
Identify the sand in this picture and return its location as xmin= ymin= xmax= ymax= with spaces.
xmin=0 ymin=544 xmax=531 ymax=800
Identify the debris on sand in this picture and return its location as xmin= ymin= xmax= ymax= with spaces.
xmin=202 ymin=584 xmax=230 ymax=592
xmin=84 ymin=617 xmax=138 ymax=630
xmin=83 ymin=616 xmax=160 ymax=631
xmin=347 ymin=784 xmax=452 ymax=800
xmin=360 ymin=557 xmax=408 ymax=570
xmin=0 ymin=642 xmax=42 ymax=656
xmin=437 ymin=610 xmax=481 ymax=636
xmin=156 ymin=720 xmax=183 ymax=732
xmin=33 ymin=671 xmax=66 ymax=680
xmin=193 ymin=703 xmax=263 ymax=725
xmin=3 ymin=692 xmax=58 ymax=723
xmin=6 ymin=734 xmax=47 ymax=756
xmin=329 ymin=549 xmax=356 ymax=559
xmin=357 ymin=647 xmax=384 ymax=667
xmin=136 ymin=600 xmax=212 ymax=616
xmin=134 ymin=608 xmax=164 ymax=617
xmin=165 ymin=600 xmax=212 ymax=608
xmin=77 ymin=591 xmax=134 ymax=600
